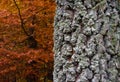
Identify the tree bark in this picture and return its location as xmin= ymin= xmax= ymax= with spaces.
xmin=53 ymin=0 xmax=120 ymax=82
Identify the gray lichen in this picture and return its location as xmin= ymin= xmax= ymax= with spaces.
xmin=54 ymin=0 xmax=120 ymax=82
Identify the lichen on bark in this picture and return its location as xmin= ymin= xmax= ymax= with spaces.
xmin=54 ymin=0 xmax=120 ymax=82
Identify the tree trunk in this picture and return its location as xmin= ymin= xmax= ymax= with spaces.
xmin=53 ymin=0 xmax=120 ymax=82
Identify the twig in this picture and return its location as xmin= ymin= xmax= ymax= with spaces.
xmin=13 ymin=0 xmax=29 ymax=36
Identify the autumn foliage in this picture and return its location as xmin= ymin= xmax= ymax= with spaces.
xmin=0 ymin=0 xmax=55 ymax=82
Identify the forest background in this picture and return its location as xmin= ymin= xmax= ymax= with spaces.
xmin=0 ymin=0 xmax=55 ymax=82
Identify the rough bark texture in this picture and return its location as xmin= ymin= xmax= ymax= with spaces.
xmin=53 ymin=0 xmax=120 ymax=82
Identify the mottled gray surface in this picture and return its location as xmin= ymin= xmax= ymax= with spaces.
xmin=54 ymin=0 xmax=120 ymax=82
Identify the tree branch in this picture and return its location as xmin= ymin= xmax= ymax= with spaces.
xmin=13 ymin=0 xmax=29 ymax=36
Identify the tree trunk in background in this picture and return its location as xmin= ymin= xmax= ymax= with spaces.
xmin=54 ymin=0 xmax=120 ymax=82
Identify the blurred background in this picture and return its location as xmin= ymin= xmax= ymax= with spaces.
xmin=0 ymin=0 xmax=56 ymax=82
